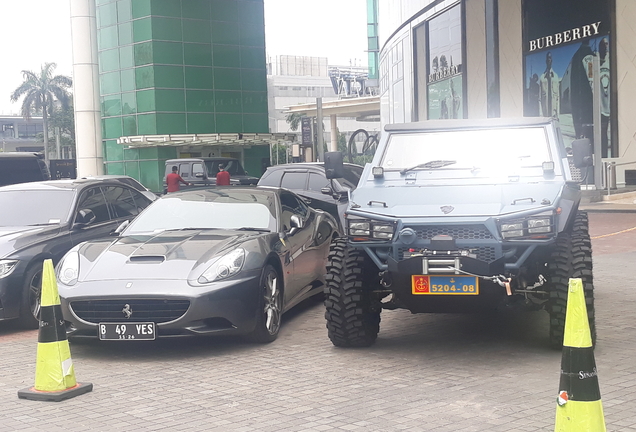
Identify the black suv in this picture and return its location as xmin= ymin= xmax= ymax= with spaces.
xmin=0 ymin=178 xmax=155 ymax=328
xmin=257 ymin=162 xmax=363 ymax=230
xmin=0 ymin=152 xmax=50 ymax=187
xmin=163 ymin=157 xmax=259 ymax=192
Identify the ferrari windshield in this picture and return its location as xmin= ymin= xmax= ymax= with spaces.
xmin=381 ymin=127 xmax=552 ymax=178
xmin=0 ymin=190 xmax=74 ymax=226
xmin=125 ymin=190 xmax=277 ymax=234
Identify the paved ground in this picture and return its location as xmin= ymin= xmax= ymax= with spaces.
xmin=1 ymin=212 xmax=635 ymax=431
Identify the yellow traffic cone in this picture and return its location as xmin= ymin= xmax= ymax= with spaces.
xmin=554 ymin=278 xmax=605 ymax=431
xmin=18 ymin=259 xmax=92 ymax=401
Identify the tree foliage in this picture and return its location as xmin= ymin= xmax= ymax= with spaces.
xmin=10 ymin=63 xmax=72 ymax=161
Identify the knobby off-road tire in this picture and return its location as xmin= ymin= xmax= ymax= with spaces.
xmin=324 ymin=238 xmax=381 ymax=347
xmin=547 ymin=211 xmax=595 ymax=349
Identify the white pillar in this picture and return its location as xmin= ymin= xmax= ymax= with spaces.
xmin=330 ymin=114 xmax=338 ymax=152
xmin=70 ymin=0 xmax=104 ymax=176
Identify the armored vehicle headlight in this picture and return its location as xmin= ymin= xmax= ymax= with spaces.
xmin=500 ymin=222 xmax=524 ymax=239
xmin=349 ymin=222 xmax=370 ymax=236
xmin=528 ymin=217 xmax=551 ymax=233
xmin=372 ymin=224 xmax=394 ymax=239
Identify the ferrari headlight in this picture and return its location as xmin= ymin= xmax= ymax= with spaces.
xmin=58 ymin=252 xmax=79 ymax=286
xmin=0 ymin=260 xmax=18 ymax=278
xmin=198 ymin=248 xmax=245 ymax=284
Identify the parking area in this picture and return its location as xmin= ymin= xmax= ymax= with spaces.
xmin=1 ymin=213 xmax=635 ymax=431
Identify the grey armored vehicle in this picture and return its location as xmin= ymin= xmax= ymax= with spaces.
xmin=323 ymin=118 xmax=595 ymax=349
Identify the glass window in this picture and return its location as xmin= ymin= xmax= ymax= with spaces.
xmin=99 ymin=48 xmax=120 ymax=73
xmin=258 ymin=169 xmax=283 ymax=187
xmin=0 ymin=190 xmax=74 ymax=226
xmin=100 ymin=25 xmax=119 ymax=50
xmin=121 ymin=68 xmax=136 ymax=92
xmin=118 ymin=22 xmax=133 ymax=45
xmin=192 ymin=163 xmax=206 ymax=178
xmin=280 ymin=172 xmax=307 ymax=190
xmin=120 ymin=45 xmax=134 ymax=69
xmin=102 ymin=94 xmax=122 ymax=117
xmin=381 ymin=127 xmax=551 ymax=182
xmin=117 ymin=0 xmax=132 ymax=22
xmin=426 ymin=5 xmax=464 ymax=119
xmin=125 ymin=191 xmax=278 ymax=234
xmin=76 ymin=187 xmax=111 ymax=224
xmin=279 ymin=191 xmax=309 ymax=230
xmin=178 ymin=164 xmax=190 ymax=178
xmin=308 ymin=172 xmax=328 ymax=192
xmin=100 ymin=71 xmax=121 ymax=95
xmin=103 ymin=186 xmax=138 ymax=218
xmin=121 ymin=92 xmax=137 ymax=114
xmin=122 ymin=116 xmax=137 ymax=136
xmin=97 ymin=2 xmax=118 ymax=27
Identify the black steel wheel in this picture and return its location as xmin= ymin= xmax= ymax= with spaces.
xmin=546 ymin=211 xmax=595 ymax=349
xmin=324 ymin=238 xmax=381 ymax=347
xmin=16 ymin=264 xmax=42 ymax=329
xmin=246 ymin=264 xmax=282 ymax=343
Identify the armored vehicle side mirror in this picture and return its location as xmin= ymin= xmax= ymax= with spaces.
xmin=571 ymin=139 xmax=593 ymax=168
xmin=324 ymin=152 xmax=344 ymax=179
xmin=321 ymin=187 xmax=332 ymax=195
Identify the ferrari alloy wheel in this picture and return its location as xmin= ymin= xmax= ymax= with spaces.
xmin=246 ymin=264 xmax=283 ymax=343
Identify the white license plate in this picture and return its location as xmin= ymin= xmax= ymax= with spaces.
xmin=98 ymin=322 xmax=156 ymax=340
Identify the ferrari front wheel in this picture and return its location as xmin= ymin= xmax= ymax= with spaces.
xmin=246 ymin=264 xmax=282 ymax=343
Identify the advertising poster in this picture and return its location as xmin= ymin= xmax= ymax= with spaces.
xmin=523 ymin=0 xmax=613 ymax=156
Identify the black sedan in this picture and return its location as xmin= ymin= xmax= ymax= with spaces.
xmin=257 ymin=162 xmax=363 ymax=231
xmin=0 ymin=178 xmax=155 ymax=328
xmin=57 ymin=187 xmax=338 ymax=343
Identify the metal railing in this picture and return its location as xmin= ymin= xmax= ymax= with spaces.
xmin=603 ymin=160 xmax=636 ymax=196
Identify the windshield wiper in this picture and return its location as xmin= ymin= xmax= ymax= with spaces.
xmin=400 ymin=160 xmax=457 ymax=175
xmin=236 ymin=227 xmax=270 ymax=232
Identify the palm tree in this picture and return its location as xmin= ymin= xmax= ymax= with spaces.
xmin=10 ymin=63 xmax=72 ymax=163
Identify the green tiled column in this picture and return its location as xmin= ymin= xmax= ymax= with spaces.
xmin=97 ymin=0 xmax=268 ymax=193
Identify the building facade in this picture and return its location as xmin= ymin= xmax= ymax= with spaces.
xmin=267 ymin=55 xmax=380 ymax=138
xmin=378 ymin=0 xmax=636 ymax=186
xmin=0 ymin=116 xmax=44 ymax=153
xmin=94 ymin=0 xmax=270 ymax=192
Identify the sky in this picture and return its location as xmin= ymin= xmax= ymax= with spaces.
xmin=0 ymin=0 xmax=368 ymax=114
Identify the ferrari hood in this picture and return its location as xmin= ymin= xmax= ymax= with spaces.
xmin=77 ymin=229 xmax=256 ymax=282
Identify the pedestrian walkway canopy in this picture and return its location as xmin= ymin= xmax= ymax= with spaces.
xmin=117 ymin=133 xmax=296 ymax=148
xmin=285 ymin=96 xmax=380 ymax=122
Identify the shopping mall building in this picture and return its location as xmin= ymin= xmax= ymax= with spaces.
xmin=71 ymin=0 xmax=635 ymax=189
xmin=377 ymin=0 xmax=636 ymax=185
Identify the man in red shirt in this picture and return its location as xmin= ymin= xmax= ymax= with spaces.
xmin=215 ymin=164 xmax=231 ymax=186
xmin=166 ymin=166 xmax=190 ymax=193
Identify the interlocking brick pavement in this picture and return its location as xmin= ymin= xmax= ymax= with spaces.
xmin=0 ymin=214 xmax=635 ymax=431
